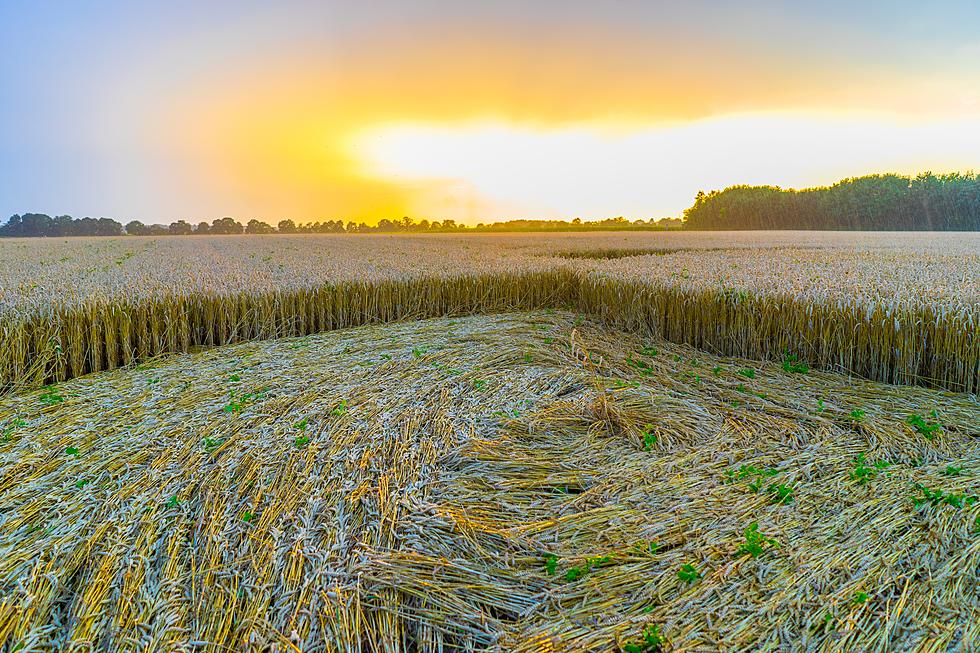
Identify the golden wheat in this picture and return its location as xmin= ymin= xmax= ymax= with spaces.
xmin=0 ymin=232 xmax=977 ymax=392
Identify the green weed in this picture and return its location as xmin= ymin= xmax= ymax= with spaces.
xmin=737 ymin=522 xmax=779 ymax=557
xmin=622 ymin=624 xmax=666 ymax=653
xmin=906 ymin=413 xmax=942 ymax=440
xmin=641 ymin=424 xmax=657 ymax=451
xmin=767 ymin=483 xmax=795 ymax=505
xmin=565 ymin=554 xmax=613 ymax=581
xmin=781 ymin=351 xmax=809 ymax=374
xmin=544 ymin=554 xmax=559 ymax=576
xmin=40 ymin=386 xmax=65 ymax=406
xmin=850 ymin=454 xmax=890 ymax=485
xmin=677 ymin=563 xmax=701 ymax=583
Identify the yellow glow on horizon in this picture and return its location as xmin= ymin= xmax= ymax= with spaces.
xmin=353 ymin=113 xmax=980 ymax=220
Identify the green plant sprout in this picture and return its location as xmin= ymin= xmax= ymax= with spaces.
xmin=850 ymin=454 xmax=890 ymax=485
xmin=737 ymin=522 xmax=779 ymax=557
xmin=2 ymin=418 xmax=27 ymax=441
xmin=911 ymin=483 xmax=978 ymax=509
xmin=40 ymin=386 xmax=65 ymax=406
xmin=677 ymin=563 xmax=701 ymax=583
xmin=781 ymin=351 xmax=809 ymax=374
xmin=565 ymin=554 xmax=613 ymax=581
xmin=641 ymin=424 xmax=657 ymax=451
xmin=331 ymin=400 xmax=348 ymax=416
xmin=906 ymin=413 xmax=942 ymax=440
xmin=544 ymin=554 xmax=559 ymax=575
xmin=767 ymin=483 xmax=795 ymax=505
xmin=622 ymin=624 xmax=666 ymax=653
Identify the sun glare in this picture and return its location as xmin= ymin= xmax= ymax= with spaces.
xmin=353 ymin=113 xmax=980 ymax=219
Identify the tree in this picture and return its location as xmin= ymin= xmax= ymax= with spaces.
xmin=126 ymin=221 xmax=149 ymax=236
xmin=194 ymin=222 xmax=211 ymax=235
xmin=211 ymin=217 xmax=244 ymax=234
xmin=245 ymin=219 xmax=275 ymax=234
xmin=169 ymin=220 xmax=193 ymax=235
xmin=278 ymin=219 xmax=297 ymax=234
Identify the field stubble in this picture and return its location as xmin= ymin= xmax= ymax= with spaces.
xmin=0 ymin=311 xmax=978 ymax=651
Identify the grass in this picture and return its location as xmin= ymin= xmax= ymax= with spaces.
xmin=0 ymin=307 xmax=978 ymax=650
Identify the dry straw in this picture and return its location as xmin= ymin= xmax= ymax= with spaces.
xmin=1 ymin=312 xmax=977 ymax=651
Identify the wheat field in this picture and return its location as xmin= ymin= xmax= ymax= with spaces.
xmin=0 ymin=232 xmax=978 ymax=652
xmin=0 ymin=232 xmax=977 ymax=393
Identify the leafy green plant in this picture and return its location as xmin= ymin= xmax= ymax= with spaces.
xmin=294 ymin=418 xmax=308 ymax=431
xmin=736 ymin=522 xmax=779 ymax=557
xmin=738 ymin=368 xmax=755 ymax=379
xmin=294 ymin=435 xmax=310 ymax=448
xmin=677 ymin=563 xmax=701 ymax=583
xmin=767 ymin=483 xmax=795 ymax=505
xmin=944 ymin=466 xmax=965 ymax=476
xmin=622 ymin=624 xmax=666 ymax=653
xmin=544 ymin=554 xmax=559 ymax=576
xmin=411 ymin=346 xmax=427 ymax=358
xmin=641 ymin=424 xmax=657 ymax=451
xmin=712 ymin=365 xmax=723 ymax=376
xmin=203 ymin=437 xmax=225 ymax=451
xmin=241 ymin=510 xmax=253 ymax=523
xmin=473 ymin=379 xmax=488 ymax=391
xmin=565 ymin=554 xmax=613 ymax=581
xmin=331 ymin=400 xmax=348 ymax=416
xmin=911 ymin=483 xmax=978 ymax=509
xmin=166 ymin=495 xmax=180 ymax=509
xmin=65 ymin=446 xmax=79 ymax=456
xmin=781 ymin=351 xmax=809 ymax=374
xmin=849 ymin=409 xmax=866 ymax=422
xmin=2 ymin=418 xmax=26 ymax=442
xmin=725 ymin=465 xmax=778 ymax=492
xmin=40 ymin=386 xmax=65 ymax=406
xmin=640 ymin=346 xmax=659 ymax=357
xmin=850 ymin=454 xmax=890 ymax=485
xmin=852 ymin=591 xmax=869 ymax=605
xmin=906 ymin=413 xmax=942 ymax=440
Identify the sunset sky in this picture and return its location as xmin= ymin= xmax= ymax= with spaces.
xmin=2 ymin=1 xmax=980 ymax=224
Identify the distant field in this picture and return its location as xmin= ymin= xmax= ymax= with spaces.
xmin=2 ymin=312 xmax=977 ymax=651
xmin=1 ymin=232 xmax=977 ymax=392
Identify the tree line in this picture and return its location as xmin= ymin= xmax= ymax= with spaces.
xmin=4 ymin=172 xmax=979 ymax=236
xmin=683 ymin=172 xmax=980 ymax=230
xmin=0 ymin=214 xmax=681 ymax=237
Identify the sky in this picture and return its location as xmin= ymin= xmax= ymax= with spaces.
xmin=2 ymin=1 xmax=980 ymax=224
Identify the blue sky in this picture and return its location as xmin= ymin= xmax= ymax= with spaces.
xmin=2 ymin=1 xmax=979 ymax=222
